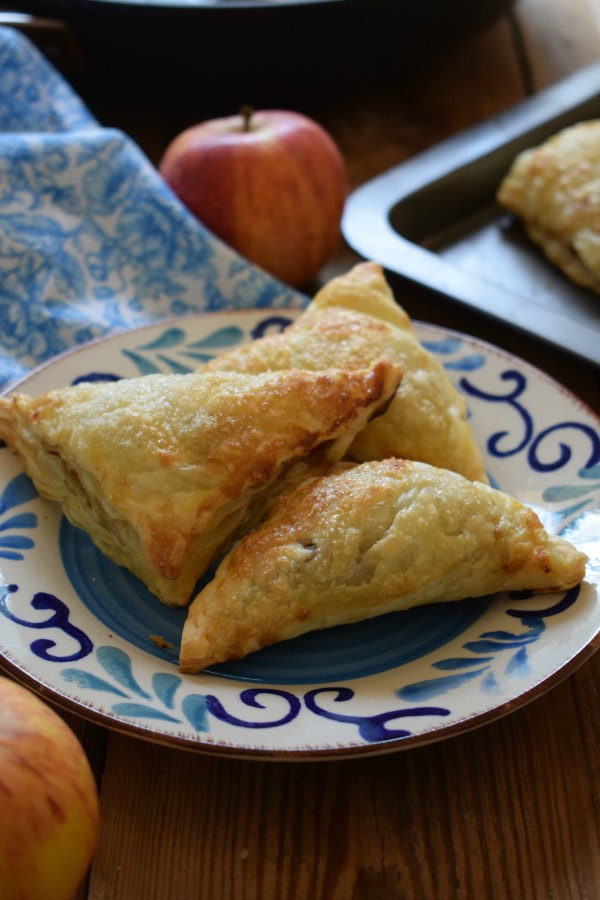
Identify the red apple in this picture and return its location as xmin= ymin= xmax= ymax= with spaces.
xmin=158 ymin=107 xmax=348 ymax=287
xmin=0 ymin=676 xmax=99 ymax=900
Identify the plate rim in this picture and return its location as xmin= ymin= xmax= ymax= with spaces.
xmin=1 ymin=627 xmax=599 ymax=761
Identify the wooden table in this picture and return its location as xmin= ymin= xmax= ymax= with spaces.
xmin=5 ymin=1 xmax=600 ymax=897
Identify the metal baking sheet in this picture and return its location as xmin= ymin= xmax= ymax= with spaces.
xmin=342 ymin=63 xmax=600 ymax=366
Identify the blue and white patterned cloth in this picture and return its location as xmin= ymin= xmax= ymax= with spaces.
xmin=0 ymin=26 xmax=305 ymax=390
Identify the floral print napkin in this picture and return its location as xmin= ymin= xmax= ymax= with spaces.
xmin=0 ymin=26 xmax=303 ymax=389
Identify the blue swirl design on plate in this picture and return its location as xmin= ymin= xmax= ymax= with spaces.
xmin=251 ymin=315 xmax=295 ymax=340
xmin=60 ymin=646 xmax=449 ymax=743
xmin=396 ymin=587 xmax=580 ymax=701
xmin=461 ymin=370 xmax=600 ymax=477
xmin=206 ymin=688 xmax=449 ymax=742
xmin=53 ymin=589 xmax=582 ymax=743
xmin=71 ymin=372 xmax=121 ymax=386
xmin=0 ymin=469 xmax=92 ymax=661
xmin=0 ymin=582 xmax=92 ymax=662
xmin=206 ymin=689 xmax=301 ymax=730
xmin=528 ymin=423 xmax=600 ymax=473
xmin=303 ymin=688 xmax=450 ymax=742
xmin=0 ymin=472 xmax=38 ymax=560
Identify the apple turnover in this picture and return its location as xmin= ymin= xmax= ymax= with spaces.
xmin=497 ymin=120 xmax=600 ymax=293
xmin=179 ymin=458 xmax=587 ymax=671
xmin=0 ymin=362 xmax=401 ymax=606
xmin=200 ymin=262 xmax=488 ymax=482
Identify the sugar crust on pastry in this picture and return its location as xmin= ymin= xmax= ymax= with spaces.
xmin=179 ymin=459 xmax=588 ymax=671
xmin=200 ymin=262 xmax=487 ymax=483
xmin=497 ymin=120 xmax=600 ymax=293
xmin=0 ymin=363 xmax=401 ymax=606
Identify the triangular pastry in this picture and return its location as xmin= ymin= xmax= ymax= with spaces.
xmin=0 ymin=362 xmax=401 ymax=606
xmin=201 ymin=262 xmax=487 ymax=482
xmin=179 ymin=459 xmax=587 ymax=671
xmin=497 ymin=120 xmax=600 ymax=293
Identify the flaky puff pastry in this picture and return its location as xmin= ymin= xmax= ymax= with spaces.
xmin=180 ymin=459 xmax=587 ymax=671
xmin=0 ymin=362 xmax=401 ymax=607
xmin=200 ymin=262 xmax=487 ymax=482
xmin=497 ymin=120 xmax=600 ymax=293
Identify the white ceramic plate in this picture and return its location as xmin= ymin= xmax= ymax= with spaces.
xmin=0 ymin=310 xmax=598 ymax=759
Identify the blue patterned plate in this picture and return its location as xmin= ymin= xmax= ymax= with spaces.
xmin=0 ymin=311 xmax=599 ymax=759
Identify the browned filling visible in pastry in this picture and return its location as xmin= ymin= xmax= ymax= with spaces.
xmin=497 ymin=120 xmax=600 ymax=293
xmin=200 ymin=262 xmax=488 ymax=483
xmin=179 ymin=459 xmax=588 ymax=672
xmin=0 ymin=362 xmax=402 ymax=607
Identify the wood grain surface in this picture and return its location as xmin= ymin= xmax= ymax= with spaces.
xmin=4 ymin=1 xmax=600 ymax=897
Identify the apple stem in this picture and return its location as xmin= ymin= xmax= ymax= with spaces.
xmin=240 ymin=105 xmax=254 ymax=132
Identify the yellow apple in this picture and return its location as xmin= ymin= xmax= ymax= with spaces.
xmin=0 ymin=676 xmax=99 ymax=900
xmin=158 ymin=107 xmax=348 ymax=288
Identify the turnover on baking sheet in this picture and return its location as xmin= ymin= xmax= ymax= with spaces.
xmin=179 ymin=459 xmax=588 ymax=672
xmin=200 ymin=261 xmax=488 ymax=483
xmin=497 ymin=119 xmax=600 ymax=294
xmin=0 ymin=362 xmax=401 ymax=607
